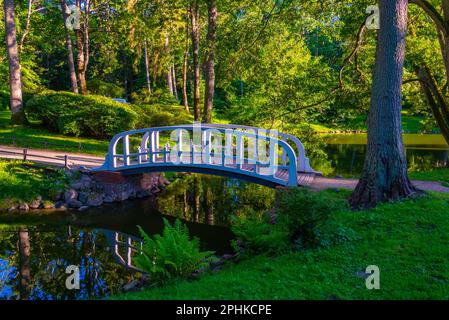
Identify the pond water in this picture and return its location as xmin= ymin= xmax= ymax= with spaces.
xmin=321 ymin=134 xmax=449 ymax=175
xmin=0 ymin=174 xmax=274 ymax=300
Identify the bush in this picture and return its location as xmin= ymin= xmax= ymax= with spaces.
xmin=134 ymin=104 xmax=193 ymax=128
xmin=135 ymin=219 xmax=216 ymax=285
xmin=25 ymin=91 xmax=138 ymax=138
xmin=277 ymin=188 xmax=348 ymax=248
xmin=130 ymin=88 xmax=180 ymax=105
xmin=88 ymin=79 xmax=125 ymax=98
xmin=231 ymin=211 xmax=290 ymax=257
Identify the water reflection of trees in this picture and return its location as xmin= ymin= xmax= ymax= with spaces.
xmin=324 ymin=144 xmax=449 ymax=175
xmin=0 ymin=226 xmax=136 ymax=300
xmin=156 ymin=174 xmax=276 ymax=226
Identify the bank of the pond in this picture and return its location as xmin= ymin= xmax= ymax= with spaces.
xmin=112 ymin=192 xmax=449 ymax=300
xmin=0 ymin=160 xmax=169 ymax=212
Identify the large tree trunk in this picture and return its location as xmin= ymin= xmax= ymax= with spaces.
xmin=203 ymin=0 xmax=217 ymax=123
xmin=183 ymin=8 xmax=190 ymax=112
xmin=190 ymin=1 xmax=201 ymax=121
xmin=75 ymin=0 xmax=88 ymax=94
xmin=349 ymin=0 xmax=419 ymax=209
xmin=62 ymin=0 xmax=79 ymax=94
xmin=144 ymin=39 xmax=152 ymax=96
xmin=4 ymin=0 xmax=26 ymax=124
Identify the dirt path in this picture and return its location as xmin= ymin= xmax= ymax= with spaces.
xmin=1 ymin=144 xmax=448 ymax=194
xmin=0 ymin=145 xmax=104 ymax=169
xmin=310 ymin=176 xmax=449 ymax=194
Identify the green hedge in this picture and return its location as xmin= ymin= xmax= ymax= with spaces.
xmin=134 ymin=104 xmax=193 ymax=128
xmin=88 ymin=79 xmax=125 ymax=98
xmin=25 ymin=91 xmax=138 ymax=139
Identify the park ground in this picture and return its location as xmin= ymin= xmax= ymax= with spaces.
xmin=112 ymin=190 xmax=449 ymax=300
xmin=1 ymin=108 xmax=449 ymax=300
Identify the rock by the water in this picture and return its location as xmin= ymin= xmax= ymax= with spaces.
xmin=19 ymin=203 xmax=29 ymax=211
xmin=68 ymin=199 xmax=83 ymax=209
xmin=78 ymin=192 xmax=89 ymax=204
xmin=42 ymin=201 xmax=55 ymax=209
xmin=65 ymin=189 xmax=78 ymax=202
xmin=29 ymin=199 xmax=42 ymax=209
xmin=86 ymin=194 xmax=103 ymax=207
xmin=78 ymin=206 xmax=89 ymax=212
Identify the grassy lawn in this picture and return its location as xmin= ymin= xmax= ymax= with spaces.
xmin=409 ymin=168 xmax=449 ymax=185
xmin=112 ymin=191 xmax=449 ymax=300
xmin=0 ymin=160 xmax=67 ymax=209
xmin=0 ymin=110 xmax=109 ymax=156
xmin=311 ymin=112 xmax=438 ymax=134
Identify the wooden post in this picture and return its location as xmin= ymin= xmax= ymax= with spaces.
xmin=64 ymin=155 xmax=68 ymax=169
xmin=23 ymin=148 xmax=27 ymax=161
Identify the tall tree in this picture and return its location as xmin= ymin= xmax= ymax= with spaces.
xmin=203 ymin=0 xmax=217 ymax=123
xmin=61 ymin=0 xmax=79 ymax=94
xmin=144 ymin=39 xmax=152 ymax=95
xmin=4 ymin=0 xmax=26 ymax=124
xmin=182 ymin=5 xmax=190 ymax=112
xmin=406 ymin=0 xmax=449 ymax=145
xmin=75 ymin=0 xmax=90 ymax=94
xmin=349 ymin=0 xmax=419 ymax=209
xmin=190 ymin=0 xmax=201 ymax=120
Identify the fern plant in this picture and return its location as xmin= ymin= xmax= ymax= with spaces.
xmin=135 ymin=219 xmax=215 ymax=284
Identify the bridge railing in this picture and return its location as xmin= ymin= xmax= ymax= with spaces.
xmin=98 ymin=124 xmax=301 ymax=186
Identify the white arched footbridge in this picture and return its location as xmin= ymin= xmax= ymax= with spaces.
xmin=94 ymin=124 xmax=320 ymax=187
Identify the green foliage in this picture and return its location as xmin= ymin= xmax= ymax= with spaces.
xmin=277 ymin=188 xmax=349 ymax=249
xmin=88 ymin=79 xmax=126 ymax=98
xmin=112 ymin=193 xmax=449 ymax=300
xmin=135 ymin=219 xmax=215 ymax=285
xmin=231 ymin=211 xmax=290 ymax=257
xmin=25 ymin=91 xmax=138 ymax=138
xmin=0 ymin=160 xmax=68 ymax=209
xmin=133 ymin=103 xmax=193 ymax=128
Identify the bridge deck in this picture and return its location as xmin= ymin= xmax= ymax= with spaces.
xmin=118 ymin=154 xmax=316 ymax=187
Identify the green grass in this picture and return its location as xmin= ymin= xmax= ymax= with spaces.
xmin=112 ymin=191 xmax=449 ymax=300
xmin=0 ymin=160 xmax=68 ymax=210
xmin=311 ymin=112 xmax=438 ymax=134
xmin=0 ymin=110 xmax=109 ymax=156
xmin=409 ymin=168 xmax=449 ymax=184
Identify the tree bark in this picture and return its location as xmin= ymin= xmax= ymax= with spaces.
xmin=190 ymin=1 xmax=201 ymax=121
xmin=61 ymin=0 xmax=79 ymax=93
xmin=203 ymin=0 xmax=217 ymax=123
xmin=18 ymin=0 xmax=32 ymax=53
xmin=183 ymin=7 xmax=190 ymax=112
xmin=75 ymin=0 xmax=88 ymax=94
xmin=144 ymin=39 xmax=152 ymax=96
xmin=165 ymin=34 xmax=174 ymax=96
xmin=349 ymin=0 xmax=419 ymax=209
xmin=172 ymin=63 xmax=179 ymax=100
xmin=4 ymin=0 xmax=26 ymax=124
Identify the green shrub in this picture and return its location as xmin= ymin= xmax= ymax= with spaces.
xmin=231 ymin=211 xmax=290 ymax=257
xmin=135 ymin=219 xmax=216 ymax=285
xmin=278 ymin=188 xmax=348 ymax=248
xmin=88 ymin=79 xmax=125 ymax=98
xmin=25 ymin=90 xmax=138 ymax=138
xmin=134 ymin=104 xmax=193 ymax=128
xmin=130 ymin=88 xmax=180 ymax=105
